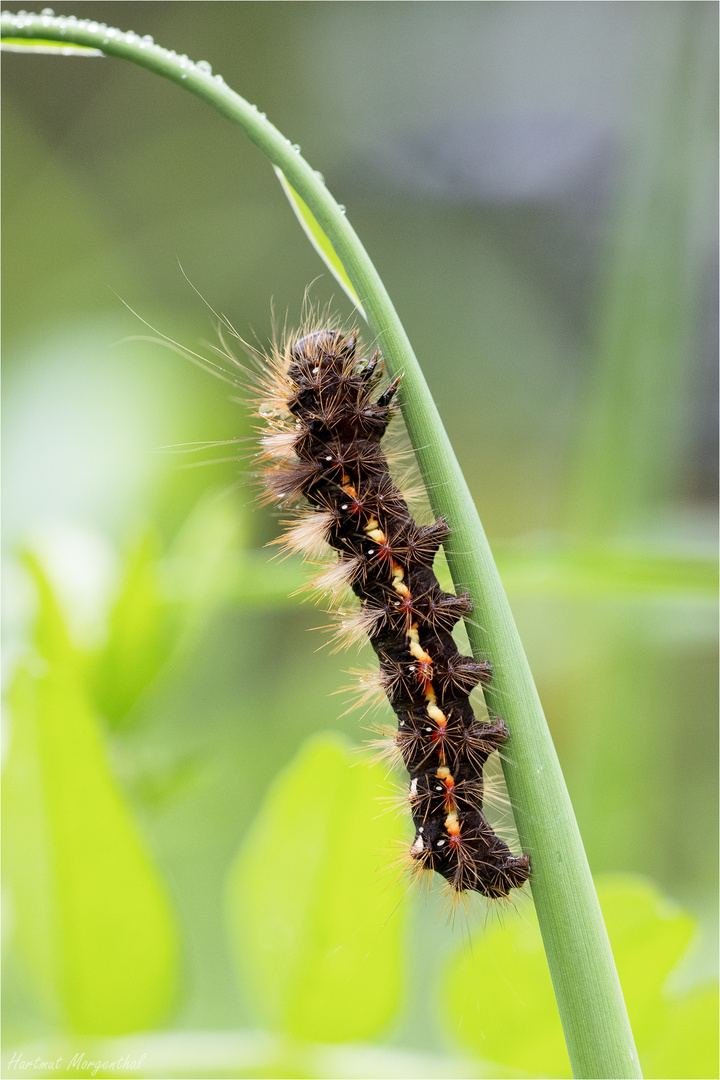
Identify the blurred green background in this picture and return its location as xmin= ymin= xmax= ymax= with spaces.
xmin=2 ymin=3 xmax=717 ymax=1078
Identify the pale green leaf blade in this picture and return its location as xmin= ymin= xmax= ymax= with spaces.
xmin=274 ymin=168 xmax=366 ymax=317
xmin=642 ymin=984 xmax=720 ymax=1080
xmin=2 ymin=565 xmax=179 ymax=1034
xmin=90 ymin=531 xmax=172 ymax=725
xmin=225 ymin=733 xmax=407 ymax=1042
xmin=594 ymin=876 xmax=694 ymax=1047
xmin=1 ymin=38 xmax=103 ymax=55
xmin=440 ymin=875 xmax=718 ymax=1079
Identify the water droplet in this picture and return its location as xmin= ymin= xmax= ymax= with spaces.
xmin=259 ymin=112 xmax=266 ymax=119
xmin=214 ymin=73 xmax=224 ymax=84
xmin=41 ymin=7 xmax=54 ymax=14
xmin=292 ymin=143 xmax=301 ymax=154
xmin=141 ymin=33 xmax=154 ymax=44
xmin=196 ymin=59 xmax=212 ymax=74
xmin=338 ymin=204 xmax=347 ymax=214
xmin=313 ymin=170 xmax=325 ymax=184
xmin=181 ymin=73 xmax=187 ymax=79
xmin=259 ymin=403 xmax=276 ymax=418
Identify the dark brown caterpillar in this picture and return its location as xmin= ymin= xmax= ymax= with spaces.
xmin=255 ymin=325 xmax=530 ymax=899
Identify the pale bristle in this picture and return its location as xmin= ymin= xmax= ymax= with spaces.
xmin=258 ymin=429 xmax=298 ymax=461
xmin=376 ymin=779 xmax=421 ymax=819
xmin=270 ymin=511 xmax=335 ymax=560
xmin=365 ymin=724 xmax=406 ymax=771
xmin=329 ymin=604 xmax=387 ymax=651
xmin=335 ymin=668 xmax=390 ymax=716
xmin=258 ymin=459 xmax=323 ymax=505
xmin=306 ymin=557 xmax=363 ymax=597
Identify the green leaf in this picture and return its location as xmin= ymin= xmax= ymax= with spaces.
xmin=641 ymin=983 xmax=720 ymax=1080
xmin=22 ymin=551 xmax=77 ymax=667
xmin=90 ymin=531 xmax=172 ymax=725
xmin=274 ymin=168 xmax=366 ymax=317
xmin=225 ymin=733 xmax=407 ymax=1042
xmin=2 ymin=563 xmax=179 ymax=1034
xmin=440 ymin=875 xmax=718 ymax=1079
xmin=1 ymin=37 xmax=103 ymax=55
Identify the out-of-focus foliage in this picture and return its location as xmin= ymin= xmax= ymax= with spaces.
xmin=3 ymin=556 xmax=179 ymax=1036
xmin=443 ymin=876 xmax=719 ymax=1080
xmin=2 ymin=2 xmax=717 ymax=1078
xmin=226 ymin=735 xmax=406 ymax=1044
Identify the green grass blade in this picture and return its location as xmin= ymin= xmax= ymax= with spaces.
xmin=569 ymin=6 xmax=716 ymax=539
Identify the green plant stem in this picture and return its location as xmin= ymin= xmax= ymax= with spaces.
xmin=1 ymin=13 xmax=641 ymax=1078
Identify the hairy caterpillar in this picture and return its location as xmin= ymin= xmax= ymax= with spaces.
xmin=254 ymin=322 xmax=530 ymax=899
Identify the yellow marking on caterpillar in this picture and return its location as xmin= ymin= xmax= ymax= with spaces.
xmin=436 ymin=766 xmax=451 ymax=780
xmin=445 ymin=812 xmax=461 ymax=836
xmin=343 ymin=482 xmax=452 ymax=759
xmin=409 ymin=639 xmax=428 ymax=661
